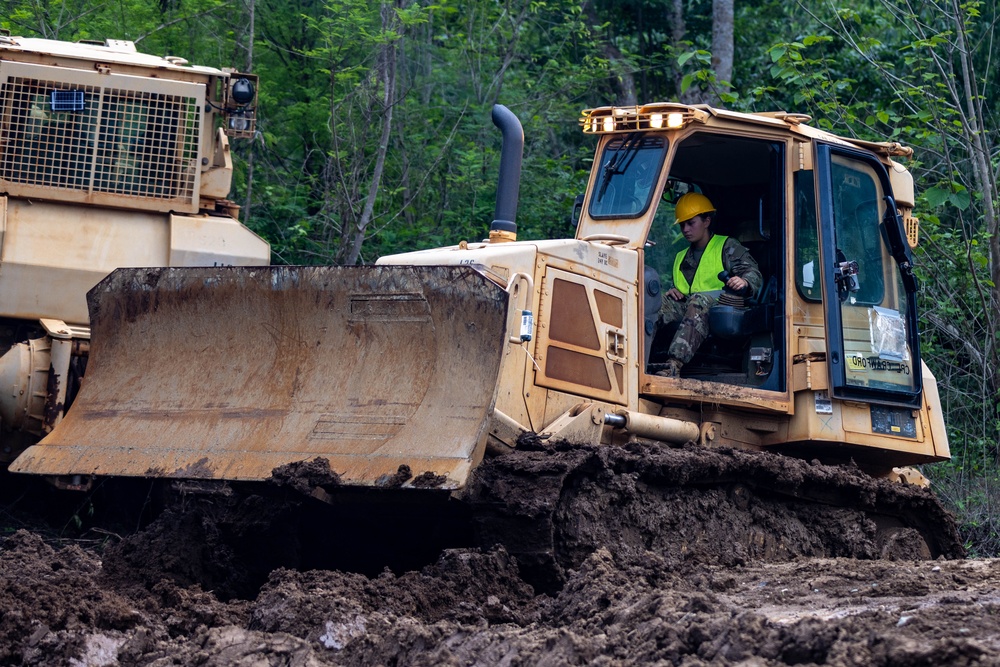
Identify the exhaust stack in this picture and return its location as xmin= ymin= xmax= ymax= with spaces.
xmin=490 ymin=104 xmax=523 ymax=242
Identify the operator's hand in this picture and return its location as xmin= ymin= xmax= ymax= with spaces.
xmin=726 ymin=275 xmax=749 ymax=294
xmin=666 ymin=287 xmax=686 ymax=301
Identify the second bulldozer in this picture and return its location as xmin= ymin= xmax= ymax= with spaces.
xmin=0 ymin=34 xmax=268 ymax=462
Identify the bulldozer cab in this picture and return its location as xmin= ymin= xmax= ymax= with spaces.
xmin=577 ymin=106 xmax=924 ymax=414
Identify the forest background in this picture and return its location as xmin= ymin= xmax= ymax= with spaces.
xmin=3 ymin=0 xmax=998 ymax=555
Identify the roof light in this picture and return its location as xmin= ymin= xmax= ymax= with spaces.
xmin=579 ymin=104 xmax=710 ymax=134
xmin=229 ymin=114 xmax=251 ymax=132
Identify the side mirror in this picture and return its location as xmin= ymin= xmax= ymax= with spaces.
xmin=661 ymin=179 xmax=694 ymax=205
xmin=571 ymin=193 xmax=584 ymax=230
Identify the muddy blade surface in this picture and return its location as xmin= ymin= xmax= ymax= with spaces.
xmin=465 ymin=441 xmax=965 ymax=592
xmin=12 ymin=266 xmax=508 ymax=487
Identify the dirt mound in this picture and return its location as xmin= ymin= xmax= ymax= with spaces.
xmin=269 ymin=457 xmax=341 ymax=495
xmin=101 ymin=487 xmax=304 ymax=601
xmin=0 ymin=531 xmax=138 ymax=665
xmin=468 ymin=440 xmax=963 ymax=589
xmin=84 ymin=442 xmax=965 ymax=600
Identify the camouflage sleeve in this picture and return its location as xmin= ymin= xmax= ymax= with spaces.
xmin=722 ymin=237 xmax=763 ymax=297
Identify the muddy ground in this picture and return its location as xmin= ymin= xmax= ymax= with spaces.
xmin=1 ymin=444 xmax=999 ymax=666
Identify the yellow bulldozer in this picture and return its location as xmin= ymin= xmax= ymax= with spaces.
xmin=7 ymin=78 xmax=963 ymax=583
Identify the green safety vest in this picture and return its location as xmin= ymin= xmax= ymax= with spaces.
xmin=673 ymin=234 xmax=728 ymax=296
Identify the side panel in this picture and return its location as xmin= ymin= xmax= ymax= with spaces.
xmin=0 ymin=199 xmax=170 ymax=324
xmin=534 ymin=267 xmax=630 ymax=406
xmin=0 ymin=201 xmax=268 ymax=325
xmin=782 ymin=388 xmax=941 ymax=464
xmin=0 ymin=195 xmax=6 ymax=259
xmin=169 ymin=214 xmax=270 ymax=266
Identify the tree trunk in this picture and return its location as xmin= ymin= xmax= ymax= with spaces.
xmin=242 ymin=0 xmax=256 ymax=227
xmin=950 ymin=0 xmax=1000 ymax=458
xmin=337 ymin=2 xmax=399 ymax=265
xmin=637 ymin=3 xmax=647 ymax=101
xmin=672 ymin=0 xmax=699 ymax=103
xmin=671 ymin=0 xmax=685 ymax=49
xmin=711 ymin=0 xmax=734 ymax=102
xmin=584 ymin=1 xmax=637 ymax=105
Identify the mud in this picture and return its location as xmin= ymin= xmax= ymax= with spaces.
xmin=0 ymin=444 xmax=996 ymax=666
xmin=269 ymin=458 xmax=342 ymax=496
xmin=468 ymin=440 xmax=964 ymax=589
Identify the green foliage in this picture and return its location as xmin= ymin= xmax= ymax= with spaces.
xmin=925 ymin=183 xmax=971 ymax=211
xmin=222 ymin=0 xmax=617 ymax=263
xmin=930 ymin=463 xmax=1000 ymax=558
xmin=676 ymin=48 xmax=737 ymax=103
xmin=3 ymin=0 xmax=240 ymax=60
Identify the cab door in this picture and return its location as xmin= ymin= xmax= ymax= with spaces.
xmin=815 ymin=144 xmax=922 ymax=408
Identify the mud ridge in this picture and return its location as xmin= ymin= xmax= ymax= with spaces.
xmin=467 ymin=441 xmax=964 ymax=590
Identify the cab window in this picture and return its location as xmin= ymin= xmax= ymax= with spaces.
xmin=589 ymin=134 xmax=667 ymax=219
xmin=795 ymin=170 xmax=821 ymax=301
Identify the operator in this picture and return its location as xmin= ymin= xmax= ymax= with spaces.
xmin=655 ymin=192 xmax=762 ymax=378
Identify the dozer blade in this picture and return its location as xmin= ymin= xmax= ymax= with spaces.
xmin=11 ymin=266 xmax=509 ymax=489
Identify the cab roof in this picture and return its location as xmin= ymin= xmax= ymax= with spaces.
xmin=0 ymin=34 xmax=226 ymax=77
xmin=579 ymin=102 xmax=912 ymax=158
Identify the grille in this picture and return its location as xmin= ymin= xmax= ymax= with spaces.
xmin=0 ymin=76 xmax=200 ymax=205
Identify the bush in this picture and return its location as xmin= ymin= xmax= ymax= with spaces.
xmin=929 ymin=467 xmax=1000 ymax=558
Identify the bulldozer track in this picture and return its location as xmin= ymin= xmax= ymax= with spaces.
xmin=21 ymin=439 xmax=961 ymax=600
xmin=465 ymin=439 xmax=964 ymax=592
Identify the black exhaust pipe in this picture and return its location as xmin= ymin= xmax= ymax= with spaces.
xmin=490 ymin=104 xmax=523 ymax=239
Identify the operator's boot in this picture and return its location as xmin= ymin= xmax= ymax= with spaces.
xmin=655 ymin=358 xmax=683 ymax=378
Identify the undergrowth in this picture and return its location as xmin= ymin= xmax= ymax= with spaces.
xmin=928 ymin=467 xmax=1000 ymax=558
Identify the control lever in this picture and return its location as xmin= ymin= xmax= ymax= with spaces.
xmin=717 ymin=270 xmax=752 ymax=297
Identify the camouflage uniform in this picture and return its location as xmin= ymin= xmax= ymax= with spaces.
xmin=657 ymin=235 xmax=762 ymax=364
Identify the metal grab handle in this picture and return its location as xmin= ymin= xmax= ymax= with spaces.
xmin=507 ymin=272 xmax=535 ymax=343
xmin=581 ymin=233 xmax=630 ymax=245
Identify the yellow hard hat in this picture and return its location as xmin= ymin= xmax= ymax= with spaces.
xmin=675 ymin=192 xmax=716 ymax=224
